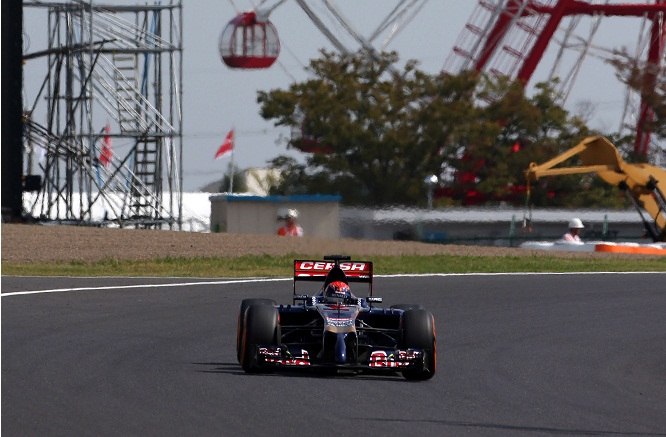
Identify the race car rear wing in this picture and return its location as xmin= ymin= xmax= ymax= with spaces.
xmin=293 ymin=256 xmax=374 ymax=296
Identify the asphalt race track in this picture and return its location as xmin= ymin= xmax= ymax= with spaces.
xmin=2 ymin=273 xmax=666 ymax=436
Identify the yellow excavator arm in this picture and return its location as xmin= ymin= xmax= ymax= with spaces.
xmin=525 ymin=136 xmax=666 ymax=242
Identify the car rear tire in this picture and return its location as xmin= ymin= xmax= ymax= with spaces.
xmin=236 ymin=299 xmax=276 ymax=363
xmin=400 ymin=309 xmax=436 ymax=381
xmin=240 ymin=304 xmax=280 ymax=373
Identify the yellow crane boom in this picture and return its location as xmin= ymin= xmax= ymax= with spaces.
xmin=525 ymin=136 xmax=666 ymax=242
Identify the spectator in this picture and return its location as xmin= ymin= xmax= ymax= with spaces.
xmin=562 ymin=217 xmax=584 ymax=242
xmin=277 ymin=209 xmax=303 ymax=237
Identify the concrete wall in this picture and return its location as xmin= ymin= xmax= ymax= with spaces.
xmin=339 ymin=207 xmax=650 ymax=246
xmin=210 ymin=194 xmax=341 ymax=238
xmin=209 ymin=195 xmax=649 ymax=246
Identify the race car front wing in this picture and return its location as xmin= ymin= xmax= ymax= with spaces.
xmin=256 ymin=345 xmax=425 ymax=370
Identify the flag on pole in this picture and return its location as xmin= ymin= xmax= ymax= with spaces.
xmin=215 ymin=129 xmax=235 ymax=159
xmin=100 ymin=121 xmax=113 ymax=166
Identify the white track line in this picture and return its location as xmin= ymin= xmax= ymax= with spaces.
xmin=1 ymin=278 xmax=290 ymax=297
xmin=378 ymin=271 xmax=666 ymax=277
xmin=2 ymin=271 xmax=664 ymax=297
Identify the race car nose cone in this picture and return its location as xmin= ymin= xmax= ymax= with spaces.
xmin=334 ymin=333 xmax=346 ymax=364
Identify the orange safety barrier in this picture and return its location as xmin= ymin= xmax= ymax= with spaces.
xmin=594 ymin=244 xmax=666 ymax=256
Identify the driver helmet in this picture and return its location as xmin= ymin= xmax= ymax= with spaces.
xmin=324 ymin=281 xmax=351 ymax=302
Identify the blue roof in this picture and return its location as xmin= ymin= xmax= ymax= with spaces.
xmin=210 ymin=194 xmax=341 ymax=203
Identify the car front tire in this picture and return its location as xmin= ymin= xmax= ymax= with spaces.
xmin=236 ymin=299 xmax=276 ymax=363
xmin=240 ymin=304 xmax=280 ymax=373
xmin=400 ymin=309 xmax=436 ymax=381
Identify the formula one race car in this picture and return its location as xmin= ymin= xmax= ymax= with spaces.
xmin=236 ymin=255 xmax=436 ymax=380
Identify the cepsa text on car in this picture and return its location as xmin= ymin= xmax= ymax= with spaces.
xmin=296 ymin=261 xmax=367 ymax=271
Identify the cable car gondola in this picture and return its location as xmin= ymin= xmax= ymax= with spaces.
xmin=218 ymin=11 xmax=280 ymax=69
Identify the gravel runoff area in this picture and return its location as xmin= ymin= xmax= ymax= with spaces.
xmin=0 ymin=223 xmax=649 ymax=264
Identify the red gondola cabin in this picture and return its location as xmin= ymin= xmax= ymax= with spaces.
xmin=219 ymin=11 xmax=280 ymax=69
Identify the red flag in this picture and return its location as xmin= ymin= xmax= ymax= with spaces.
xmin=215 ymin=129 xmax=234 ymax=159
xmin=100 ymin=122 xmax=113 ymax=166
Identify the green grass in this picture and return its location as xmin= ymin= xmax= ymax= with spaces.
xmin=2 ymin=253 xmax=665 ymax=277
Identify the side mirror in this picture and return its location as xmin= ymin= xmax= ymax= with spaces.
xmin=366 ymin=296 xmax=383 ymax=304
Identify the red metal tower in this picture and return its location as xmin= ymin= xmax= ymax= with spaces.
xmin=443 ymin=0 xmax=666 ymax=156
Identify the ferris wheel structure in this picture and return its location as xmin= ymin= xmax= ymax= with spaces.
xmin=221 ymin=0 xmax=665 ymax=159
xmin=442 ymin=0 xmax=665 ymax=158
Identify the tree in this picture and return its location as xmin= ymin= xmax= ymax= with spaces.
xmin=258 ymin=50 xmax=624 ymax=208
xmin=453 ymin=77 xmax=567 ymax=204
xmin=259 ymin=50 xmax=480 ymax=206
xmin=433 ymin=76 xmax=604 ymax=207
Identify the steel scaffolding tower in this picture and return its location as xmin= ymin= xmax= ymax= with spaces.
xmin=22 ymin=1 xmax=183 ymax=228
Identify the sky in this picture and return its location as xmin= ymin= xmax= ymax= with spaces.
xmin=22 ymin=0 xmax=659 ymax=192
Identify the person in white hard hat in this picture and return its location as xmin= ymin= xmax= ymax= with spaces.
xmin=277 ymin=208 xmax=303 ymax=237
xmin=562 ymin=218 xmax=584 ymax=242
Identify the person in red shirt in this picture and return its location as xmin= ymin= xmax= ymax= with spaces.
xmin=277 ymin=209 xmax=303 ymax=237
